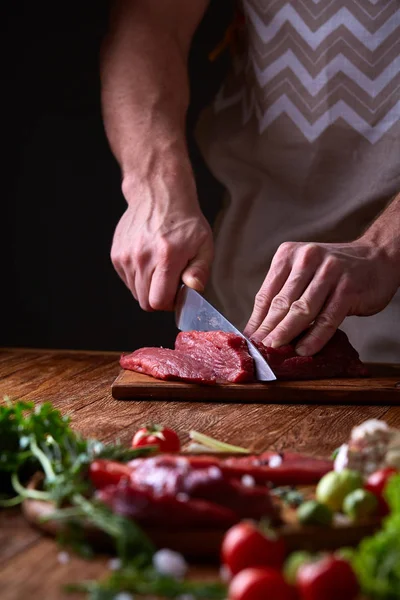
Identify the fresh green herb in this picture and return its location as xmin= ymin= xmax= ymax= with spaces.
xmin=0 ymin=398 xmax=225 ymax=599
xmin=350 ymin=475 xmax=400 ymax=599
xmin=0 ymin=397 xmax=154 ymax=507
xmin=46 ymin=494 xmax=155 ymax=564
xmin=189 ymin=430 xmax=250 ymax=454
xmin=67 ymin=564 xmax=227 ymax=600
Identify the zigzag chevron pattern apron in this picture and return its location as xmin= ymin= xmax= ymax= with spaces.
xmin=197 ymin=0 xmax=400 ymax=362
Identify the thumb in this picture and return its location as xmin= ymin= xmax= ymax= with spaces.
xmin=181 ymin=242 xmax=213 ymax=293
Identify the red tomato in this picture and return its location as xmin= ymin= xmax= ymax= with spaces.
xmin=365 ymin=467 xmax=398 ymax=516
xmin=228 ymin=567 xmax=296 ymax=600
xmin=132 ymin=424 xmax=181 ymax=452
xmin=222 ymin=522 xmax=286 ymax=576
xmin=296 ymin=556 xmax=359 ymax=600
xmin=89 ymin=459 xmax=131 ymax=489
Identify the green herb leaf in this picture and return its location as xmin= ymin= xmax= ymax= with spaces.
xmin=351 ymin=475 xmax=400 ymax=599
xmin=67 ymin=564 xmax=227 ymax=600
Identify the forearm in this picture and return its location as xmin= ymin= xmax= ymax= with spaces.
xmin=360 ymin=193 xmax=400 ymax=284
xmin=101 ymin=0 xmax=208 ymax=199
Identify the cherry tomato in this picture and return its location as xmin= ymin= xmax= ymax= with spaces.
xmin=89 ymin=459 xmax=131 ymax=489
xmin=132 ymin=424 xmax=181 ymax=453
xmin=228 ymin=567 xmax=296 ymax=600
xmin=365 ymin=467 xmax=398 ymax=516
xmin=296 ymin=556 xmax=359 ymax=600
xmin=222 ymin=522 xmax=286 ymax=576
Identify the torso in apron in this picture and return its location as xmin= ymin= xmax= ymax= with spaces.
xmin=196 ymin=0 xmax=400 ymax=362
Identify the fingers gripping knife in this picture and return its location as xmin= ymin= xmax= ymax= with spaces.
xmin=175 ymin=285 xmax=276 ymax=382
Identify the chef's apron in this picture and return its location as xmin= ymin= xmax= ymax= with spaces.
xmin=196 ymin=0 xmax=400 ymax=362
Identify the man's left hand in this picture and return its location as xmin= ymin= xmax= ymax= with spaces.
xmin=243 ymin=240 xmax=399 ymax=356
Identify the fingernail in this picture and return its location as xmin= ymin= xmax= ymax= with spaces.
xmin=296 ymin=345 xmax=308 ymax=356
xmin=270 ymin=339 xmax=281 ymax=349
xmin=185 ymin=275 xmax=204 ymax=292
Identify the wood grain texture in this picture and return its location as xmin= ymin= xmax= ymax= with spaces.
xmin=0 ymin=347 xmax=399 ymax=599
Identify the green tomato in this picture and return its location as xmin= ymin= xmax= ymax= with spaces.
xmin=316 ymin=469 xmax=363 ymax=512
xmin=342 ymin=488 xmax=378 ymax=522
xmin=283 ymin=551 xmax=314 ymax=585
xmin=297 ymin=500 xmax=333 ymax=526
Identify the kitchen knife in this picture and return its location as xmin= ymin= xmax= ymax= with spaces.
xmin=175 ymin=284 xmax=276 ymax=381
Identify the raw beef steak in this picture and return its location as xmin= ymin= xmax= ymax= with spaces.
xmin=127 ymin=452 xmax=332 ymax=487
xmin=175 ymin=330 xmax=254 ymax=382
xmin=91 ymin=457 xmax=278 ymax=529
xmin=120 ymin=328 xmax=367 ymax=383
xmin=255 ymin=329 xmax=368 ymax=380
xmin=120 ymin=348 xmax=216 ymax=384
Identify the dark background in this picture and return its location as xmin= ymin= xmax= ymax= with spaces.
xmin=2 ymin=1 xmax=234 ymax=351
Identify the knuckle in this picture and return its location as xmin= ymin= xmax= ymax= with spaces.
xmin=314 ymin=312 xmax=337 ymax=333
xmin=319 ymin=255 xmax=340 ymax=279
xmin=254 ymin=290 xmax=270 ymax=309
xmin=270 ymin=294 xmax=291 ymax=312
xmin=298 ymin=242 xmax=321 ymax=265
xmin=290 ymin=297 xmax=312 ymax=318
xmin=116 ymin=251 xmax=132 ymax=268
xmin=277 ymin=241 xmax=296 ymax=255
xmin=110 ymin=250 xmax=119 ymax=267
xmin=157 ymin=238 xmax=173 ymax=262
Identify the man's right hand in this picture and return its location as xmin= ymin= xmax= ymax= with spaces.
xmin=102 ymin=0 xmax=212 ymax=310
xmin=111 ymin=169 xmax=213 ymax=311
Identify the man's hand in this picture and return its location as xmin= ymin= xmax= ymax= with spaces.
xmin=244 ymin=239 xmax=399 ymax=356
xmin=111 ymin=170 xmax=213 ymax=311
xmin=101 ymin=0 xmax=211 ymax=310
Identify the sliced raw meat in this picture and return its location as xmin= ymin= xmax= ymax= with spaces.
xmin=255 ymin=329 xmax=368 ymax=380
xmin=93 ymin=455 xmax=278 ymax=527
xmin=120 ymin=348 xmax=216 ymax=384
xmin=175 ymin=331 xmax=254 ymax=383
xmin=97 ymin=483 xmax=238 ymax=528
xmin=120 ymin=327 xmax=367 ymax=383
xmin=127 ymin=452 xmax=332 ymax=487
xmin=126 ymin=455 xmax=277 ymax=521
xmin=92 ymin=451 xmax=331 ymax=529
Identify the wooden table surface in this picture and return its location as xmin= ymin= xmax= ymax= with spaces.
xmin=1 ymin=347 xmax=400 ymax=600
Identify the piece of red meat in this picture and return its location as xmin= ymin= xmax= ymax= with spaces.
xmin=120 ymin=328 xmax=367 ymax=383
xmin=93 ymin=452 xmax=331 ymax=529
xmin=120 ymin=347 xmax=216 ymax=384
xmin=97 ymin=482 xmax=238 ymax=528
xmin=175 ymin=331 xmax=254 ymax=383
xmin=126 ymin=455 xmax=277 ymax=521
xmin=255 ymin=329 xmax=368 ymax=380
xmin=127 ymin=452 xmax=332 ymax=487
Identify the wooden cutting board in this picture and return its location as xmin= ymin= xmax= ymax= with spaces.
xmin=112 ymin=363 xmax=400 ymax=404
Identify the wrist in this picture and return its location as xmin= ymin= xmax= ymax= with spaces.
xmin=121 ymin=144 xmax=199 ymax=210
xmin=358 ymin=219 xmax=400 ymax=285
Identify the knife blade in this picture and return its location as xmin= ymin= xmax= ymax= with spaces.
xmin=175 ymin=285 xmax=276 ymax=381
